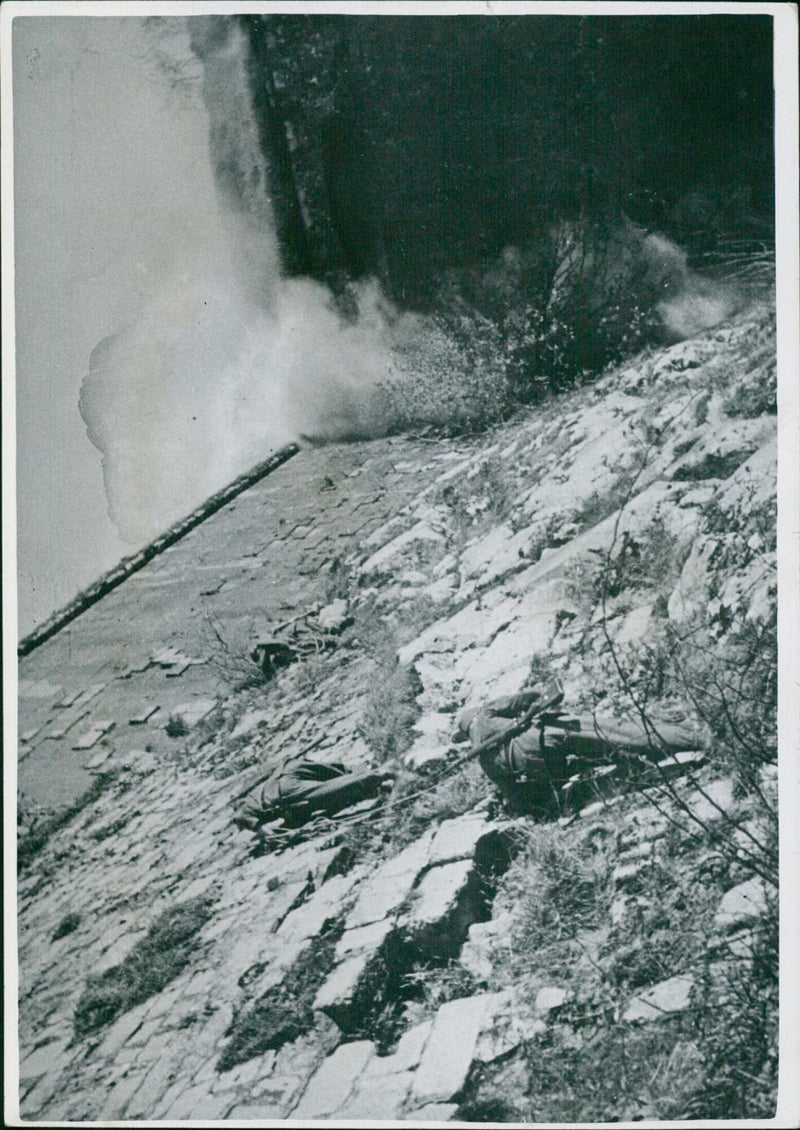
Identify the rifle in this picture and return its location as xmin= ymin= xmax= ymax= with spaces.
xmin=463 ymin=677 xmax=567 ymax=762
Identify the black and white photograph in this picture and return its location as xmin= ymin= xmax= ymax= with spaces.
xmin=3 ymin=2 xmax=798 ymax=1124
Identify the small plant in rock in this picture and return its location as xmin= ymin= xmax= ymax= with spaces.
xmin=52 ymin=912 xmax=81 ymax=942
xmin=401 ymin=960 xmax=478 ymax=1025
xmin=164 ymin=714 xmax=189 ymax=739
xmin=722 ymin=371 xmax=777 ymax=419
xmin=323 ymin=555 xmax=358 ymax=604
xmin=73 ymin=895 xmax=215 ymax=1038
xmin=437 ymin=453 xmax=518 ymax=536
xmin=581 ymin=514 xmax=688 ymax=605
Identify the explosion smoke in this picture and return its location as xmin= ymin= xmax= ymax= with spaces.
xmin=69 ymin=19 xmax=740 ymax=545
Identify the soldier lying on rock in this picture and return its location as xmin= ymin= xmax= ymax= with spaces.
xmin=455 ymin=680 xmax=699 ymax=816
xmin=251 ymin=599 xmax=354 ymax=680
xmin=233 ymin=753 xmax=396 ymax=834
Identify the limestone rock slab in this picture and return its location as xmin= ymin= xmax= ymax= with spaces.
xmin=427 ymin=811 xmax=496 ymax=867
xmin=336 ymin=1069 xmax=414 ymax=1120
xmin=291 ymin=1039 xmax=375 ymax=1119
xmin=344 ymin=828 xmax=435 ymax=930
xmin=535 ymin=986 xmax=568 ymax=1013
xmin=335 ymin=916 xmax=394 ymax=959
xmin=623 ymin=975 xmax=694 ymax=1022
xmin=714 ymin=877 xmax=769 ymax=932
xmin=405 ymin=712 xmax=455 ymax=769
xmin=472 ymin=988 xmax=547 ymax=1064
xmin=360 ymin=522 xmax=445 ymax=578
xmin=276 ymin=873 xmax=361 ymax=944
xmin=166 ymin=698 xmax=217 ymax=729
xmin=459 ymin=523 xmax=532 ymax=587
xmin=411 ymin=993 xmax=504 ymax=1105
xmin=655 ymin=749 xmax=706 ymax=779
xmin=685 ymin=776 xmax=737 ymax=824
xmin=399 ymin=859 xmax=478 ymax=959
xmin=460 ymin=911 xmax=515 ymax=982
xmin=365 ymin=1020 xmax=433 ymax=1078
xmin=408 ymin=1102 xmax=459 ymax=1120
xmin=312 ymin=951 xmax=372 ymax=1020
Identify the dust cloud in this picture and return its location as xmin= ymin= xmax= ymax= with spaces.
xmin=17 ymin=16 xmax=738 ymax=631
xmin=75 ymin=18 xmax=398 ymax=544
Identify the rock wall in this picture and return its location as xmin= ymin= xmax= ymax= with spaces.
xmin=16 ymin=301 xmax=777 ymax=1121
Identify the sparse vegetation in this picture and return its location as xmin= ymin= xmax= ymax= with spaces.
xmin=501 ymin=823 xmax=612 ymax=983
xmin=461 ymin=760 xmax=776 ymax=1121
xmin=359 ymin=630 xmax=422 ymax=764
xmin=18 ymin=772 xmax=117 ymax=873
xmin=401 ymin=960 xmax=479 ymax=1026
xmin=570 ymin=468 xmax=640 ymax=533
xmin=164 ymin=714 xmax=189 ymax=739
xmin=52 ymin=912 xmax=81 ymax=942
xmin=217 ymin=922 xmax=343 ymax=1071
xmin=73 ymin=895 xmax=215 ymax=1038
xmin=378 ymin=761 xmax=490 ymax=856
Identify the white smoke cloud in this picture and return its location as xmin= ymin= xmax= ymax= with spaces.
xmin=52 ymin=17 xmax=742 ymax=552
xmin=80 ymin=254 xmax=399 ymax=541
xmin=75 ymin=18 xmax=399 ymax=543
xmin=642 ymin=232 xmax=744 ymax=342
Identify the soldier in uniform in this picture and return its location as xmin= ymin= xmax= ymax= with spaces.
xmin=456 ymin=685 xmax=699 ymax=815
xmin=234 ymin=754 xmax=396 ymax=832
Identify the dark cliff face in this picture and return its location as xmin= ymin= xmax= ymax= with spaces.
xmin=227 ymin=13 xmax=773 ymax=306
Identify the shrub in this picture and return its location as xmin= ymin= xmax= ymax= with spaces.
xmin=379 ymin=310 xmax=513 ymax=436
xmin=202 ymin=613 xmax=269 ymax=692
xmin=600 ymin=843 xmax=726 ymax=993
xmin=165 ymin=714 xmax=189 ymax=739
xmin=686 ymin=905 xmax=779 ymax=1119
xmin=464 ymin=785 xmax=774 ymax=1121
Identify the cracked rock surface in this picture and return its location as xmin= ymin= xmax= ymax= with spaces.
xmin=17 ymin=302 xmax=778 ymax=1120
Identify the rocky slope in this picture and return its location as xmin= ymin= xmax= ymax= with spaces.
xmin=16 ymin=299 xmax=778 ymax=1121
